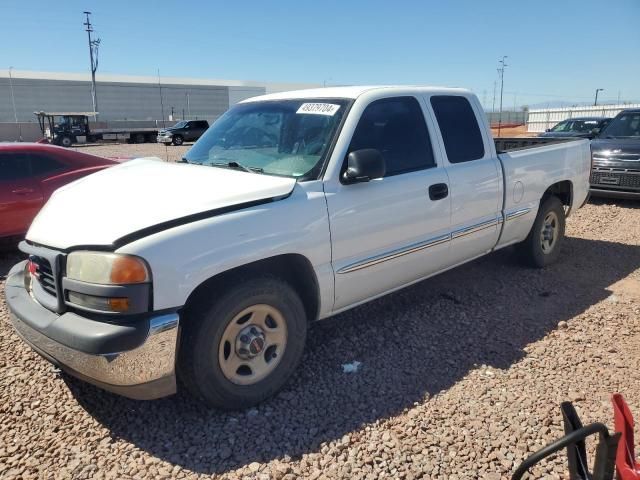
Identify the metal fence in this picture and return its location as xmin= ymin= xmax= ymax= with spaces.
xmin=486 ymin=111 xmax=528 ymax=127
xmin=527 ymin=104 xmax=640 ymax=133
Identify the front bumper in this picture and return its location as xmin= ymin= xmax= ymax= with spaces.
xmin=590 ymin=187 xmax=640 ymax=199
xmin=5 ymin=261 xmax=179 ymax=400
xmin=156 ymin=135 xmax=172 ymax=144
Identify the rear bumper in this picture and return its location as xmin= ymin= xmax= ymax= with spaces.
xmin=5 ymin=261 xmax=179 ymax=400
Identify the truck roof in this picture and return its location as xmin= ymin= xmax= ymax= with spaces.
xmin=241 ymin=85 xmax=472 ymax=103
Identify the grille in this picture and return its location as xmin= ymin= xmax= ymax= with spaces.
xmin=591 ymin=171 xmax=640 ymax=189
xmin=31 ymin=256 xmax=58 ymax=298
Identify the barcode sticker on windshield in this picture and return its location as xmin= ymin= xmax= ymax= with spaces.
xmin=296 ymin=103 xmax=341 ymax=116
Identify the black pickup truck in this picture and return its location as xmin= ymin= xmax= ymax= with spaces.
xmin=156 ymin=120 xmax=210 ymax=146
xmin=590 ymin=108 xmax=640 ymax=199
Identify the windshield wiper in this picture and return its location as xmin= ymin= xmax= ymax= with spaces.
xmin=211 ymin=161 xmax=263 ymax=173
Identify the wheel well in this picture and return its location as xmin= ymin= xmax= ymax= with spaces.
xmin=543 ymin=180 xmax=573 ymax=208
xmin=183 ymin=254 xmax=320 ymax=322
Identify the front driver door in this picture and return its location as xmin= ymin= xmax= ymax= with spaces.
xmin=324 ymin=96 xmax=451 ymax=311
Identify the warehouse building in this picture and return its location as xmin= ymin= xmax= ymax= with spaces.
xmin=0 ymin=69 xmax=318 ymax=141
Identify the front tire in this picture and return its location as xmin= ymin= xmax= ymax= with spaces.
xmin=517 ymin=195 xmax=566 ymax=268
xmin=59 ymin=136 xmax=73 ymax=148
xmin=178 ymin=276 xmax=307 ymax=409
xmin=172 ymin=135 xmax=184 ymax=146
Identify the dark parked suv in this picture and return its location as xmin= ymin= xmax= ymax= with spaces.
xmin=590 ymin=109 xmax=640 ymax=199
xmin=157 ymin=120 xmax=210 ymax=146
xmin=539 ymin=116 xmax=611 ymax=139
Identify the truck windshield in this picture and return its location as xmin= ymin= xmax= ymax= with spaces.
xmin=183 ymin=99 xmax=350 ymax=179
xmin=600 ymin=112 xmax=640 ymax=138
xmin=551 ymin=120 xmax=599 ymax=133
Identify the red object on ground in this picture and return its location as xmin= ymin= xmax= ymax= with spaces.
xmin=613 ymin=393 xmax=640 ymax=479
xmin=0 ymin=143 xmax=118 ymax=241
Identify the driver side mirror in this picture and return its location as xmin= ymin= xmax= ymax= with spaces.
xmin=590 ymin=127 xmax=601 ymax=138
xmin=343 ymin=149 xmax=386 ymax=184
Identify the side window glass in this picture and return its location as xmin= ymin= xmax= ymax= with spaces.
xmin=0 ymin=153 xmax=31 ymax=181
xmin=430 ymin=95 xmax=485 ymax=163
xmin=30 ymin=154 xmax=65 ymax=177
xmin=348 ymin=96 xmax=435 ymax=176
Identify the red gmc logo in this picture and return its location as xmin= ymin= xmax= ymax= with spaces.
xmin=28 ymin=259 xmax=38 ymax=278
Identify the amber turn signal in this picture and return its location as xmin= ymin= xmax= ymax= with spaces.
xmin=108 ymin=297 xmax=130 ymax=312
xmin=110 ymin=256 xmax=149 ymax=284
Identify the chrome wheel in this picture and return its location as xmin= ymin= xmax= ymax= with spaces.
xmin=540 ymin=211 xmax=559 ymax=254
xmin=218 ymin=304 xmax=288 ymax=385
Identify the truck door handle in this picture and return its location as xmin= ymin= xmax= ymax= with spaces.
xmin=12 ymin=188 xmax=35 ymax=195
xmin=428 ymin=183 xmax=448 ymax=201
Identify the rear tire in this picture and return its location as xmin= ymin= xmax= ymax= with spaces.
xmin=178 ymin=275 xmax=307 ymax=409
xmin=517 ymin=195 xmax=566 ymax=268
xmin=60 ymin=136 xmax=73 ymax=148
xmin=172 ymin=135 xmax=184 ymax=146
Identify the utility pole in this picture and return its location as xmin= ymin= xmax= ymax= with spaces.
xmin=83 ymin=12 xmax=101 ymax=118
xmin=8 ymin=66 xmax=22 ymax=141
xmin=157 ymin=69 xmax=166 ymax=128
xmin=186 ymin=92 xmax=191 ymax=118
xmin=497 ymin=56 xmax=508 ymax=138
xmin=491 ymin=79 xmax=497 ymax=113
xmin=594 ymin=88 xmax=604 ymax=106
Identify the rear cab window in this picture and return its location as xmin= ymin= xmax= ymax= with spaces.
xmin=430 ymin=95 xmax=485 ymax=163
xmin=346 ymin=96 xmax=435 ymax=177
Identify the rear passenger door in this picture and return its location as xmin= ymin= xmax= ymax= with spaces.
xmin=325 ymin=96 xmax=452 ymax=311
xmin=428 ymin=94 xmax=502 ymax=265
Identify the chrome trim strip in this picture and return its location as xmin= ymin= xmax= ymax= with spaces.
xmin=505 ymin=207 xmax=532 ymax=221
xmin=451 ymin=217 xmax=500 ymax=240
xmin=337 ymin=233 xmax=450 ymax=274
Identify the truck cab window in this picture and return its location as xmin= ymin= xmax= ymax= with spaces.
xmin=348 ymin=96 xmax=435 ymax=176
xmin=430 ymin=95 xmax=485 ymax=163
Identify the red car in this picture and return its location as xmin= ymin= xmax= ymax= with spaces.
xmin=0 ymin=143 xmax=118 ymax=241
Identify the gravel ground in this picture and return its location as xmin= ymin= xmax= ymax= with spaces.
xmin=1 ymin=195 xmax=639 ymax=480
xmin=71 ymin=142 xmax=193 ymax=163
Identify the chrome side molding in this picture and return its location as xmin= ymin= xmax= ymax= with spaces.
xmin=337 ymin=233 xmax=450 ymax=274
xmin=451 ymin=216 xmax=501 ymax=240
xmin=505 ymin=207 xmax=532 ymax=221
xmin=337 ymin=210 xmax=523 ymax=275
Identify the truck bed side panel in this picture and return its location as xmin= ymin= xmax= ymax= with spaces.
xmin=495 ymin=139 xmax=591 ymax=249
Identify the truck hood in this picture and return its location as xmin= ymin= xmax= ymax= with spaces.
xmin=591 ymin=137 xmax=640 ymax=154
xmin=26 ymin=158 xmax=296 ymax=250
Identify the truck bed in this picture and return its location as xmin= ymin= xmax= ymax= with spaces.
xmin=495 ymin=137 xmax=592 ymax=249
xmin=495 ymin=136 xmax=578 ymax=153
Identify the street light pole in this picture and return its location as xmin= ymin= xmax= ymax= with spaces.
xmin=594 ymin=88 xmax=604 ymax=106
xmin=83 ymin=12 xmax=101 ymax=118
xmin=497 ymin=56 xmax=508 ymax=138
xmin=8 ymin=66 xmax=22 ymax=141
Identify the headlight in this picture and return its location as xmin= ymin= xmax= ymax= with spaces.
xmin=65 ymin=252 xmax=151 ymax=314
xmin=66 ymin=251 xmax=149 ymax=284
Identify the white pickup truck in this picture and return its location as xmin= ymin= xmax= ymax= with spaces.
xmin=6 ymin=86 xmax=591 ymax=409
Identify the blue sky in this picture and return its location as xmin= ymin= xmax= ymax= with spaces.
xmin=2 ymin=0 xmax=639 ymax=108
